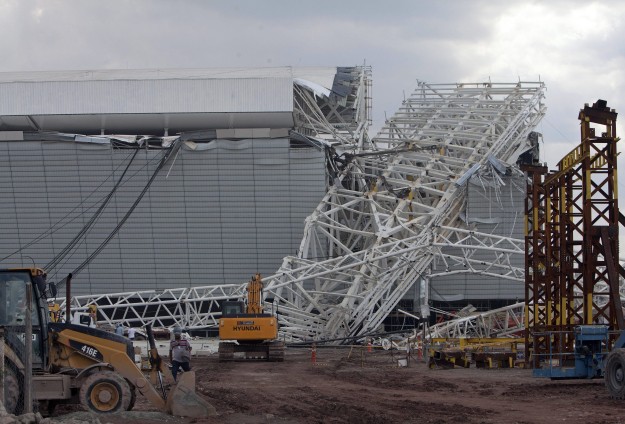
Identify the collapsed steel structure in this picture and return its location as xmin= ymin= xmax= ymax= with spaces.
xmin=268 ymin=82 xmax=545 ymax=341
xmin=61 ymin=78 xmax=548 ymax=342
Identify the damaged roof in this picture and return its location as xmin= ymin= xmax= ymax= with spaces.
xmin=0 ymin=67 xmax=346 ymax=135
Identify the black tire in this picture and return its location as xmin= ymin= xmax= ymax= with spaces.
xmin=79 ymin=371 xmax=133 ymax=413
xmin=127 ymin=381 xmax=137 ymax=411
xmin=3 ymin=362 xmax=24 ymax=415
xmin=605 ymin=348 xmax=625 ymax=399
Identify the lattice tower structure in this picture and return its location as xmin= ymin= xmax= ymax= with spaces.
xmin=58 ymin=81 xmax=546 ymax=341
xmin=524 ymin=100 xmax=623 ymax=366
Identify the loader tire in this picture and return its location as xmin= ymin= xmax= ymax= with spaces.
xmin=3 ymin=362 xmax=23 ymax=415
xmin=127 ymin=382 xmax=137 ymax=411
xmin=79 ymin=371 xmax=133 ymax=413
xmin=605 ymin=348 xmax=625 ymax=399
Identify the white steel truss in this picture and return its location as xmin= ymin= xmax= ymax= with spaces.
xmin=393 ymin=277 xmax=625 ymax=348
xmin=376 ymin=302 xmax=526 ymax=353
xmin=59 ymin=81 xmax=548 ymax=343
xmin=425 ymin=302 xmax=525 ymax=339
xmin=293 ymin=65 xmax=372 ymax=149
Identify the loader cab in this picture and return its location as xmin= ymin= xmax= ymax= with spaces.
xmin=0 ymin=269 xmax=50 ymax=371
xmin=221 ymin=301 xmax=245 ymax=317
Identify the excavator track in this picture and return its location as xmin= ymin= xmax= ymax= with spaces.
xmin=218 ymin=342 xmax=235 ymax=361
xmin=218 ymin=341 xmax=284 ymax=362
xmin=268 ymin=341 xmax=285 ymax=362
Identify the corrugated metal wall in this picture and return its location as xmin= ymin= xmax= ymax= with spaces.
xmin=430 ymin=175 xmax=526 ymax=301
xmin=0 ymin=138 xmax=326 ymax=295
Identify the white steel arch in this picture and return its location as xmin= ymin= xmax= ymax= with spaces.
xmin=60 ymin=80 xmax=547 ymax=343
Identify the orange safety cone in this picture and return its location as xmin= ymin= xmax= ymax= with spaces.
xmin=367 ymin=339 xmax=372 ymax=353
xmin=311 ymin=343 xmax=317 ymax=364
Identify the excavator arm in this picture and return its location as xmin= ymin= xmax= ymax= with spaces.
xmin=246 ymin=273 xmax=264 ymax=314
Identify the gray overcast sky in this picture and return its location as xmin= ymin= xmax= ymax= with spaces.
xmin=1 ymin=0 xmax=624 ymax=171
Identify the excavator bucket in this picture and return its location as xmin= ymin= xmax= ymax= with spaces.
xmin=165 ymin=371 xmax=217 ymax=417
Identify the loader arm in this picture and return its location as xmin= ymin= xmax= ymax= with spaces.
xmin=48 ymin=323 xmax=167 ymax=411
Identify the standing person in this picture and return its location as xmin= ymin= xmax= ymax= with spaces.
xmin=169 ymin=332 xmax=191 ymax=381
xmin=115 ymin=323 xmax=124 ymax=336
xmin=127 ymin=327 xmax=136 ymax=341
xmin=171 ymin=324 xmax=181 ymax=341
xmin=88 ymin=303 xmax=97 ymax=327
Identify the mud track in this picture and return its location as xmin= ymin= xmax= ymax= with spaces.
xmin=58 ymin=347 xmax=625 ymax=424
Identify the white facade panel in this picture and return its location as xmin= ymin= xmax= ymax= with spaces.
xmin=0 ymin=78 xmax=293 ymax=116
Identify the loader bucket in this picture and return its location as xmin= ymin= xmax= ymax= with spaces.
xmin=166 ymin=371 xmax=217 ymax=418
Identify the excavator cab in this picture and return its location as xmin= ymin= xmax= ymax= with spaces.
xmin=221 ymin=301 xmax=245 ymax=317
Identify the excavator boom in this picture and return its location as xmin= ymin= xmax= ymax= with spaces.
xmin=246 ymin=273 xmax=263 ymax=315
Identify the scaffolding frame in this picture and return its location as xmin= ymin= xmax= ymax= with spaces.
xmin=524 ymin=100 xmax=622 ymax=366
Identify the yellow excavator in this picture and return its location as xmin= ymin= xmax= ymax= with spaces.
xmin=0 ymin=268 xmax=215 ymax=417
xmin=218 ymin=273 xmax=284 ymax=361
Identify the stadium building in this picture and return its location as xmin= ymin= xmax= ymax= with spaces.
xmin=0 ymin=67 xmax=371 ymax=295
xmin=0 ymin=67 xmax=541 ymax=334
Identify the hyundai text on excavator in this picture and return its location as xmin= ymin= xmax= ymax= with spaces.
xmin=0 ymin=268 xmax=215 ymax=417
xmin=218 ymin=273 xmax=284 ymax=361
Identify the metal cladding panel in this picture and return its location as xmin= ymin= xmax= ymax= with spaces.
xmin=0 ymin=67 xmax=308 ymax=83
xmin=430 ymin=174 xmax=526 ymax=301
xmin=0 ymin=78 xmax=294 ymax=115
xmin=0 ymin=138 xmax=326 ymax=295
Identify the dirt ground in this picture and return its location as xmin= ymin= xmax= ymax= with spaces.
xmin=56 ymin=346 xmax=625 ymax=424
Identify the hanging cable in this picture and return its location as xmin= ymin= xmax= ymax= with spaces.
xmin=45 ymin=147 xmax=141 ymax=272
xmin=48 ymin=151 xmax=166 ymax=282
xmin=0 ymin=148 xmax=148 ymax=263
xmin=55 ymin=139 xmax=182 ymax=290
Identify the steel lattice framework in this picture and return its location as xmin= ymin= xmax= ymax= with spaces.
xmin=426 ymin=302 xmax=525 ymax=339
xmin=59 ymin=81 xmax=547 ymax=342
xmin=266 ymin=82 xmax=545 ymax=341
xmin=524 ymin=100 xmax=623 ymax=365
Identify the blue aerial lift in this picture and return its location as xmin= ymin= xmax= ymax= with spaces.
xmin=532 ymin=325 xmax=625 ymax=398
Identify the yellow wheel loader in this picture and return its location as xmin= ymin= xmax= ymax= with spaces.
xmin=218 ymin=273 xmax=284 ymax=361
xmin=0 ymin=268 xmax=215 ymax=417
